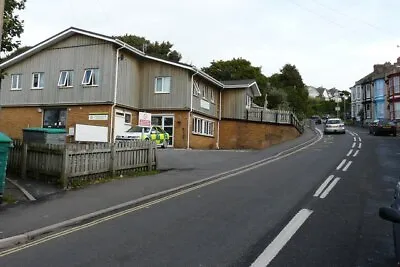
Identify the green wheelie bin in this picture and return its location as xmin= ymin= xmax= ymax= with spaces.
xmin=0 ymin=132 xmax=13 ymax=204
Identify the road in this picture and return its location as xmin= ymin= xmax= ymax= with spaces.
xmin=0 ymin=126 xmax=399 ymax=266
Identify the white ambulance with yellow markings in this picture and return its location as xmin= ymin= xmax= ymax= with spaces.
xmin=116 ymin=125 xmax=169 ymax=148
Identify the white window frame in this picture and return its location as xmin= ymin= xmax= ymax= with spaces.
xmin=58 ymin=70 xmax=74 ymax=87
xmin=192 ymin=117 xmax=214 ymax=137
xmin=394 ymin=76 xmax=400 ymax=94
xmin=82 ymin=68 xmax=99 ymax=86
xmin=246 ymin=95 xmax=252 ymax=108
xmin=193 ymin=80 xmax=200 ymax=96
xmin=154 ymin=76 xmax=171 ymax=94
xmin=366 ymin=84 xmax=371 ymax=98
xmin=124 ymin=112 xmax=132 ymax=125
xmin=31 ymin=72 xmax=44 ymax=89
xmin=210 ymin=88 xmax=215 ymax=103
xmin=202 ymin=85 xmax=208 ymax=100
xmin=395 ymin=102 xmax=400 ymax=120
xmin=11 ymin=74 xmax=22 ymax=90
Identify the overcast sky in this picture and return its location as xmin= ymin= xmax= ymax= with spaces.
xmin=17 ymin=0 xmax=400 ymax=91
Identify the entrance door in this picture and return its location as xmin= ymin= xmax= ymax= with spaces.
xmin=114 ymin=110 xmax=132 ymax=141
xmin=151 ymin=115 xmax=174 ymax=147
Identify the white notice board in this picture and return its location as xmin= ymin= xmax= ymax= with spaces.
xmin=138 ymin=112 xmax=152 ymax=127
xmin=75 ymin=124 xmax=108 ymax=142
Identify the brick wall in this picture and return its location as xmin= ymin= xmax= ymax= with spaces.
xmin=0 ymin=106 xmax=43 ymax=139
xmin=219 ymin=119 xmax=300 ymax=149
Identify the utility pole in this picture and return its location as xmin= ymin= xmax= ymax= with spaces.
xmin=0 ymin=0 xmax=5 ymax=52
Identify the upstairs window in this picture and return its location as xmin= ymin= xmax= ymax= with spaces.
xmin=155 ymin=76 xmax=171 ymax=93
xmin=210 ymin=88 xmax=215 ymax=103
xmin=58 ymin=70 xmax=74 ymax=87
xmin=11 ymin=74 xmax=22 ymax=90
xmin=82 ymin=68 xmax=99 ymax=86
xmin=193 ymin=81 xmax=200 ymax=96
xmin=202 ymin=85 xmax=209 ymax=100
xmin=246 ymin=95 xmax=252 ymax=108
xmin=32 ymin=72 xmax=44 ymax=89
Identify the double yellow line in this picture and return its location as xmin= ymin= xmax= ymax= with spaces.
xmin=0 ymin=176 xmax=223 ymax=257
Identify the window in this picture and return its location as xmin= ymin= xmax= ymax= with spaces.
xmin=246 ymin=95 xmax=252 ymax=108
xmin=32 ymin=72 xmax=44 ymax=89
xmin=366 ymin=84 xmax=371 ymax=98
xmin=395 ymin=102 xmax=400 ymax=120
xmin=356 ymin=87 xmax=361 ymax=99
xmin=193 ymin=81 xmax=200 ymax=96
xmin=210 ymin=89 xmax=215 ymax=103
xmin=58 ymin=70 xmax=74 ymax=87
xmin=394 ymin=76 xmax=400 ymax=94
xmin=124 ymin=113 xmax=132 ymax=124
xmin=43 ymin=109 xmax=67 ymax=128
xmin=202 ymin=85 xmax=209 ymax=99
xmin=155 ymin=77 xmax=171 ymax=93
xmin=11 ymin=74 xmax=22 ymax=90
xmin=192 ymin=117 xmax=214 ymax=136
xmin=82 ymin=68 xmax=99 ymax=86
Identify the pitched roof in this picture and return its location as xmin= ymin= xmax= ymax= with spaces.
xmin=221 ymin=79 xmax=261 ymax=96
xmin=0 ymin=27 xmax=225 ymax=88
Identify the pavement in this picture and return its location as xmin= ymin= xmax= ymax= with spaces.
xmin=0 ymin=125 xmax=318 ymax=244
xmin=0 ymin=125 xmax=376 ymax=266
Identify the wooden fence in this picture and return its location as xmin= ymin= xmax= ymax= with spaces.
xmin=7 ymin=140 xmax=157 ymax=188
xmin=244 ymin=108 xmax=305 ymax=133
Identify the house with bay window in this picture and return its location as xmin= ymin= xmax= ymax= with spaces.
xmin=0 ymin=27 xmax=300 ymax=149
xmin=387 ymin=69 xmax=400 ymax=121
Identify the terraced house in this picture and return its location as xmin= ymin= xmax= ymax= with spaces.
xmin=0 ymin=27 xmax=300 ymax=149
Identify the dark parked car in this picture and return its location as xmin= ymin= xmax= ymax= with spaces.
xmin=369 ymin=119 xmax=397 ymax=136
xmin=311 ymin=115 xmax=322 ymax=124
xmin=379 ymin=180 xmax=400 ymax=266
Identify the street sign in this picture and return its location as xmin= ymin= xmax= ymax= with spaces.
xmin=138 ymin=112 xmax=152 ymax=127
xmin=335 ymin=107 xmax=340 ymax=111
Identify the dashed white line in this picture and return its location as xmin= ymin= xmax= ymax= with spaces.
xmin=313 ymin=175 xmax=335 ymax=197
xmin=347 ymin=149 xmax=353 ymax=157
xmin=336 ymin=159 xmax=347 ymax=170
xmin=320 ymin=177 xmax=341 ymax=199
xmin=353 ymin=150 xmax=359 ymax=157
xmin=358 ymin=137 xmax=362 ymax=142
xmin=343 ymin=161 xmax=352 ymax=171
xmin=352 ymin=143 xmax=356 ymax=148
xmin=353 ymin=137 xmax=356 ymax=142
xmin=358 ymin=143 xmax=362 ymax=149
xmin=250 ymin=209 xmax=313 ymax=267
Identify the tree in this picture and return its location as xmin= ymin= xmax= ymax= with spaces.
xmin=201 ymin=58 xmax=269 ymax=106
xmin=2 ymin=0 xmax=26 ymax=54
xmin=269 ymin=64 xmax=309 ymax=118
xmin=1 ymin=45 xmax=30 ymax=62
xmin=114 ymin=34 xmax=182 ymax=62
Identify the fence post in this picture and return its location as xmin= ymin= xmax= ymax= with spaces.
xmin=246 ymin=110 xmax=249 ymax=120
xmin=260 ymin=110 xmax=263 ymax=122
xmin=154 ymin=143 xmax=158 ymax=170
xmin=110 ymin=143 xmax=116 ymax=177
xmin=275 ymin=112 xmax=279 ymax=123
xmin=60 ymin=147 xmax=69 ymax=189
xmin=290 ymin=113 xmax=293 ymax=125
xmin=21 ymin=143 xmax=28 ymax=179
xmin=147 ymin=141 xmax=153 ymax=171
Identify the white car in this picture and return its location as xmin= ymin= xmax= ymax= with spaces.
xmin=323 ymin=118 xmax=345 ymax=134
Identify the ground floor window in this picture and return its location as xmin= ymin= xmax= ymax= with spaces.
xmin=395 ymin=102 xmax=400 ymax=120
xmin=193 ymin=117 xmax=214 ymax=137
xmin=43 ymin=108 xmax=67 ymax=128
xmin=151 ymin=115 xmax=174 ymax=147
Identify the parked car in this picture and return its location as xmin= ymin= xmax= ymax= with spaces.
xmin=323 ymin=118 xmax=345 ymax=134
xmin=369 ymin=119 xmax=397 ymax=136
xmin=379 ymin=180 xmax=400 ymax=266
xmin=116 ymin=125 xmax=170 ymax=148
xmin=310 ymin=115 xmax=322 ymax=124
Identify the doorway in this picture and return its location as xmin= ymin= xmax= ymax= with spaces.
xmin=151 ymin=115 xmax=174 ymax=147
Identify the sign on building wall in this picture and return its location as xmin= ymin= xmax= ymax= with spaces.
xmin=89 ymin=113 xmax=109 ymax=121
xmin=138 ymin=112 xmax=152 ymax=127
xmin=200 ymin=99 xmax=210 ymax=110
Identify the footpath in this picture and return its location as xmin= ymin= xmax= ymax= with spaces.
xmin=0 ymin=126 xmax=318 ymax=248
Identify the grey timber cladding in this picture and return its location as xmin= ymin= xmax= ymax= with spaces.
xmin=0 ymin=34 xmax=115 ymax=106
xmin=116 ymin=52 xmax=141 ymax=108
xmin=221 ymin=89 xmax=246 ymax=119
xmin=140 ymin=59 xmax=190 ymax=109
xmin=192 ymin=78 xmax=219 ymax=118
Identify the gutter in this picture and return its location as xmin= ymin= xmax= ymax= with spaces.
xmin=109 ymin=45 xmax=125 ymax=142
xmin=187 ymin=70 xmax=199 ymax=149
xmin=217 ymin=88 xmax=222 ymax=149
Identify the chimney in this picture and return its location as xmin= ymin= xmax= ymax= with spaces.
xmin=397 ymin=57 xmax=400 ymax=64
xmin=373 ymin=64 xmax=384 ymax=73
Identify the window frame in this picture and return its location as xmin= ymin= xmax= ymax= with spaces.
xmin=202 ymin=85 xmax=208 ymax=100
xmin=154 ymin=76 xmax=171 ymax=94
xmin=31 ymin=72 xmax=44 ymax=89
xmin=193 ymin=80 xmax=200 ymax=97
xmin=192 ymin=116 xmax=214 ymax=137
xmin=124 ymin=112 xmax=132 ymax=125
xmin=246 ymin=95 xmax=252 ymax=108
xmin=11 ymin=74 xmax=22 ymax=90
xmin=210 ymin=88 xmax=215 ymax=103
xmin=82 ymin=68 xmax=99 ymax=86
xmin=58 ymin=70 xmax=74 ymax=88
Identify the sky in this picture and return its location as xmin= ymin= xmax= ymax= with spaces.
xmin=15 ymin=0 xmax=400 ymax=91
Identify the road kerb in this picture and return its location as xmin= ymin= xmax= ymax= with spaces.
xmin=0 ymin=128 xmax=321 ymax=250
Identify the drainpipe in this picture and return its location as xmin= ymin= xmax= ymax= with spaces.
xmin=216 ymin=89 xmax=222 ymax=149
xmin=187 ymin=70 xmax=199 ymax=149
xmin=109 ymin=45 xmax=125 ymax=143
